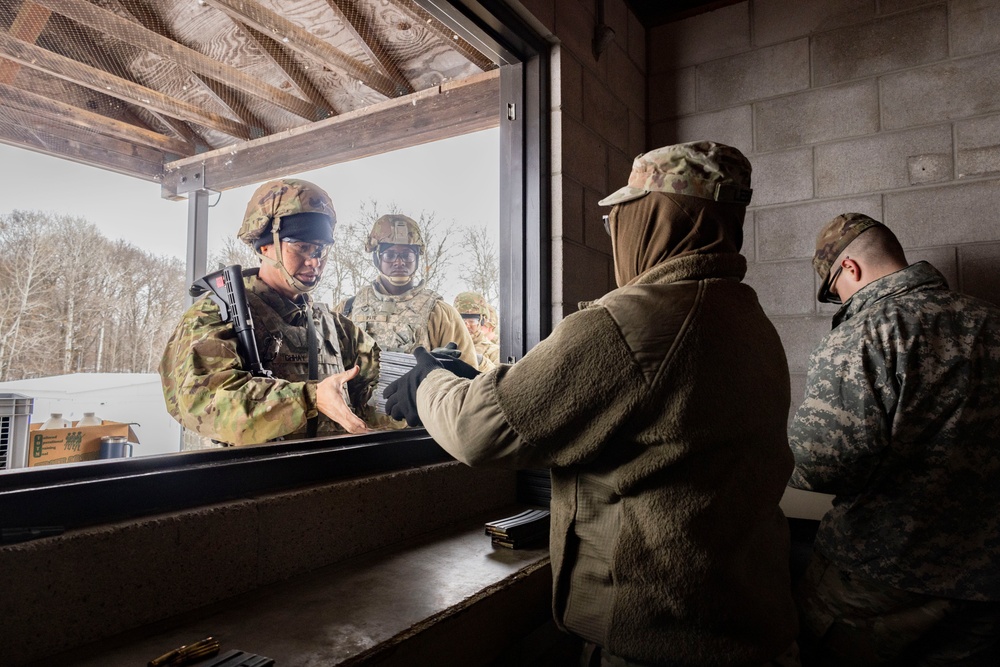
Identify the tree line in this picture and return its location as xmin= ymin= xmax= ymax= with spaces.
xmin=0 ymin=210 xmax=187 ymax=382
xmin=0 ymin=204 xmax=499 ymax=383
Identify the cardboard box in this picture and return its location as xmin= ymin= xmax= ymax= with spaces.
xmin=27 ymin=421 xmax=139 ymax=467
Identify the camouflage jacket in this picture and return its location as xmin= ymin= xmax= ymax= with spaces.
xmin=788 ymin=261 xmax=1000 ymax=601
xmin=469 ymin=328 xmax=499 ymax=371
xmin=159 ymin=274 xmax=379 ymax=446
xmin=339 ymin=282 xmax=478 ymax=367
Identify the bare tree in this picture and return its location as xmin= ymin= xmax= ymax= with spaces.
xmin=457 ymin=225 xmax=500 ymax=305
xmin=209 ymin=237 xmax=260 ymax=272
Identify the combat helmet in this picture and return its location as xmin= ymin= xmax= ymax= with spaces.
xmin=240 ymin=178 xmax=337 ymax=294
xmin=454 ymin=291 xmax=490 ymax=322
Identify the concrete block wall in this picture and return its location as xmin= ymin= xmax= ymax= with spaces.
xmin=647 ymin=0 xmax=1000 ymax=414
xmin=515 ymin=0 xmax=646 ymax=319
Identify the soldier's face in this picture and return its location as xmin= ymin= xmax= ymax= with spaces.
xmin=379 ymin=244 xmax=418 ymax=279
xmin=462 ymin=315 xmax=482 ymax=335
xmin=258 ymin=240 xmax=327 ymax=297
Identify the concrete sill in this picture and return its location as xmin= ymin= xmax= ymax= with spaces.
xmin=42 ymin=508 xmax=552 ymax=667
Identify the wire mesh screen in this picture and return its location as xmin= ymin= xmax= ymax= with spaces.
xmin=0 ymin=0 xmax=495 ymax=170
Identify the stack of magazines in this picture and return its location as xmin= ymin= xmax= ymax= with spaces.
xmin=375 ymin=351 xmax=418 ymax=414
xmin=485 ymin=508 xmax=550 ymax=549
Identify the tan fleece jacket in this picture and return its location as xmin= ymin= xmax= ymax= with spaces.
xmin=418 ymin=253 xmax=798 ymax=665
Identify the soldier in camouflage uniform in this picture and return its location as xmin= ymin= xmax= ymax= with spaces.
xmin=483 ymin=303 xmax=499 ymax=344
xmin=453 ymin=291 xmax=500 ymax=372
xmin=336 ymin=214 xmax=477 ymax=367
xmin=789 ymin=213 xmax=1000 ymax=665
xmin=384 ymin=142 xmax=800 ymax=666
xmin=159 ymin=178 xmax=381 ymax=446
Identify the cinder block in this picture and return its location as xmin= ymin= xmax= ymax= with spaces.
xmin=649 ymin=106 xmax=752 ymax=155
xmin=562 ymin=240 xmax=614 ymax=305
xmin=789 ymin=372 xmax=809 ymax=421
xmin=561 ymin=114 xmax=608 ymax=193
xmin=878 ymin=0 xmax=942 ymax=14
xmin=956 ymin=114 xmax=1000 ymax=178
xmin=885 ymin=178 xmax=1000 ymax=247
xmin=815 ymin=126 xmax=953 ymax=198
xmin=744 ymin=259 xmax=817 ymax=316
xmin=557 ymin=175 xmax=585 ymax=243
xmin=749 ymin=147 xmax=815 ymax=207
xmin=583 ymin=186 xmax=614 ymax=254
xmin=755 ymin=80 xmax=878 ymax=151
xmin=812 ymin=5 xmax=948 ymax=86
xmin=959 ymin=242 xmax=1000 ymax=306
xmin=771 ymin=315 xmax=833 ymax=373
xmin=754 ymin=0 xmax=875 ymax=47
xmin=743 ymin=209 xmax=756 ymax=262
xmin=698 ymin=39 xmax=809 ymax=110
xmin=648 ymin=67 xmax=697 ymax=123
xmin=951 ymin=0 xmax=1000 ymax=56
xmin=628 ymin=110 xmax=646 ymax=157
xmin=555 ymin=0 xmax=602 ymax=75
xmin=607 ymin=43 xmax=645 ymax=120
xmin=906 ymin=246 xmax=958 ymax=293
xmin=756 ymin=196 xmax=883 ymax=261
xmin=648 ymin=2 xmax=750 ymax=72
xmin=603 ymin=0 xmax=629 ymax=53
xmin=558 ymin=48 xmax=583 ymax=121
xmin=627 ymin=8 xmax=645 ymax=72
xmin=606 ymin=146 xmax=633 ymax=193
xmin=583 ymin=68 xmax=629 ymax=152
xmin=882 ymin=52 xmax=1000 ymax=130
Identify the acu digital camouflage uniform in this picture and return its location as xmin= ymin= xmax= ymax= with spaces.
xmin=788 ymin=244 xmax=1000 ymax=661
xmin=453 ymin=291 xmax=500 ymax=372
xmin=160 ymin=178 xmax=380 ymax=446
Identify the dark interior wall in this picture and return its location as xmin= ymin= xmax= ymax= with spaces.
xmin=644 ymin=0 xmax=1000 ymax=412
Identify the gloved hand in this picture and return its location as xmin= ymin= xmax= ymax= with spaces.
xmin=383 ymin=346 xmax=443 ymax=426
xmin=430 ymin=342 xmax=481 ymax=380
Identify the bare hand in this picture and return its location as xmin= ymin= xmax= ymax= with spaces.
xmin=316 ymin=366 xmax=368 ymax=434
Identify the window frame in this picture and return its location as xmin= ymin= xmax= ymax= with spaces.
xmin=0 ymin=0 xmax=550 ymax=533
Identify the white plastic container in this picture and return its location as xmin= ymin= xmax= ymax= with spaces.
xmin=77 ymin=412 xmax=102 ymax=426
xmin=40 ymin=413 xmax=71 ymax=430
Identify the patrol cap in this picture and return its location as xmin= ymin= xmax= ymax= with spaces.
xmin=598 ymin=140 xmax=753 ymax=207
xmin=814 ymin=212 xmax=885 ymax=303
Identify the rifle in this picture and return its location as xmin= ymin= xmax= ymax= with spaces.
xmin=189 ymin=265 xmax=273 ymax=378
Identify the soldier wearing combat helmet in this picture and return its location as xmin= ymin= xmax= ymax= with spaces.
xmin=453 ymin=291 xmax=499 ymax=371
xmin=336 ymin=214 xmax=477 ymax=369
xmin=159 ymin=178 xmax=381 ymax=446
xmin=788 ymin=213 xmax=1000 ymax=664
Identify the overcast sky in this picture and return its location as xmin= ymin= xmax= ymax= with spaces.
xmin=0 ymin=129 xmax=500 ymax=289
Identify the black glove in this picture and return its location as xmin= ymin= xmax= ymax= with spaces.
xmin=430 ymin=342 xmax=481 ymax=380
xmin=383 ymin=347 xmax=443 ymax=426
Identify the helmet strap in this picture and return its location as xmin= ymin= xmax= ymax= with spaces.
xmin=257 ymin=229 xmax=319 ymax=295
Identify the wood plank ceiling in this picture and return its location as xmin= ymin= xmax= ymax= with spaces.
xmin=0 ymin=0 xmax=498 ymax=196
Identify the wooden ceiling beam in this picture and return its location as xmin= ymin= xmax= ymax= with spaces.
xmin=0 ymin=29 xmax=254 ymax=140
xmin=0 ymin=81 xmax=194 ymax=156
xmin=239 ymin=24 xmax=339 ymax=117
xmin=201 ymin=0 xmax=407 ymax=99
xmin=162 ymin=69 xmax=499 ymax=199
xmin=0 ymin=119 xmax=163 ymax=183
xmin=144 ymin=109 xmax=211 ymax=152
xmin=30 ymin=0 xmax=327 ymax=123
xmin=325 ymin=0 xmax=415 ymax=95
xmin=0 ymin=1 xmax=51 ymax=85
xmin=392 ymin=0 xmax=495 ymax=72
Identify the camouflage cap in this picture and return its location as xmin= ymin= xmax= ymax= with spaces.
xmin=598 ymin=140 xmax=753 ymax=207
xmin=454 ymin=291 xmax=489 ymax=317
xmin=238 ymin=178 xmax=336 ymax=247
xmin=814 ymin=212 xmax=885 ymax=303
xmin=365 ymin=214 xmax=424 ymax=252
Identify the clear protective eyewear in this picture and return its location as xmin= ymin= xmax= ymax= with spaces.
xmin=379 ymin=249 xmax=418 ymax=264
xmin=281 ymin=237 xmax=331 ymax=261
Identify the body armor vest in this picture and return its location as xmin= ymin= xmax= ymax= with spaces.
xmin=246 ymin=278 xmax=349 ymax=437
xmin=348 ymin=282 xmax=441 ymax=353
